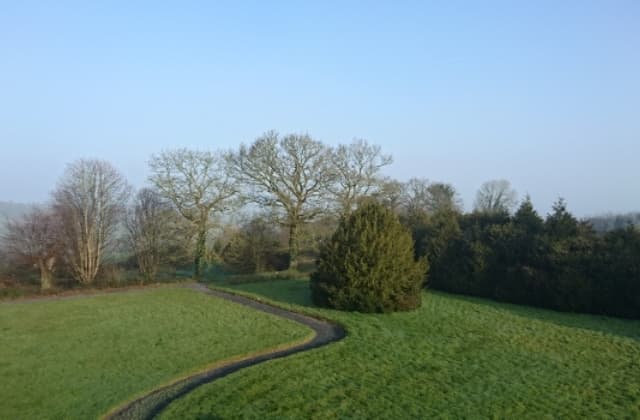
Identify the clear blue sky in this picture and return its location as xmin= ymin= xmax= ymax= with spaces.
xmin=1 ymin=1 xmax=638 ymax=216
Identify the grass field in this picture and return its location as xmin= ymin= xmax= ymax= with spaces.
xmin=161 ymin=278 xmax=640 ymax=419
xmin=0 ymin=286 xmax=312 ymax=419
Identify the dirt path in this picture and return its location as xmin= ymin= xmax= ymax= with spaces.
xmin=105 ymin=283 xmax=345 ymax=420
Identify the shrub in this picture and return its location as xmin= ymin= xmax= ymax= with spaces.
xmin=96 ymin=264 xmax=126 ymax=287
xmin=222 ymin=218 xmax=282 ymax=274
xmin=310 ymin=202 xmax=427 ymax=312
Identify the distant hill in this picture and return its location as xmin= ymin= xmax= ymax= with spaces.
xmin=586 ymin=212 xmax=640 ymax=232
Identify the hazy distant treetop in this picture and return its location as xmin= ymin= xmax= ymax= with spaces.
xmin=329 ymin=138 xmax=392 ymax=214
xmin=403 ymin=178 xmax=462 ymax=215
xmin=586 ymin=212 xmax=640 ymax=232
xmin=473 ymin=179 xmax=517 ymax=214
xmin=402 ymin=178 xmax=431 ymax=216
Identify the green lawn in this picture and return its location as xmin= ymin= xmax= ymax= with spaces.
xmin=161 ymin=278 xmax=640 ymax=419
xmin=0 ymin=286 xmax=312 ymax=419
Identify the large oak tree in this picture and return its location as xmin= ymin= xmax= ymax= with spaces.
xmin=229 ymin=131 xmax=334 ymax=270
xmin=149 ymin=149 xmax=238 ymax=278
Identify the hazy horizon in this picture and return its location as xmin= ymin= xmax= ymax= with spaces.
xmin=1 ymin=1 xmax=639 ymax=217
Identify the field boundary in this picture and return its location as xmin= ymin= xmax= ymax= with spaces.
xmin=103 ymin=283 xmax=346 ymax=420
xmin=0 ymin=281 xmax=194 ymax=304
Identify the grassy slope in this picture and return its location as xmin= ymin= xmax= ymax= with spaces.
xmin=0 ymin=286 xmax=312 ymax=419
xmin=162 ymin=278 xmax=640 ymax=419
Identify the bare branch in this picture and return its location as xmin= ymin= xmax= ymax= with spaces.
xmin=474 ymin=179 xmax=518 ymax=214
xmin=329 ymin=138 xmax=393 ymax=214
xmin=148 ymin=148 xmax=239 ymax=277
xmin=52 ymin=159 xmax=131 ymax=284
xmin=228 ymin=131 xmax=334 ymax=269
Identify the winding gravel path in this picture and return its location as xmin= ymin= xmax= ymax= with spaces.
xmin=105 ymin=283 xmax=345 ymax=420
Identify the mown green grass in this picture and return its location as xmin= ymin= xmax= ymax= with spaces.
xmin=0 ymin=286 xmax=312 ymax=419
xmin=162 ymin=278 xmax=640 ymax=419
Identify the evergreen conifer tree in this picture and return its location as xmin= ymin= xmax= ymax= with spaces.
xmin=310 ymin=202 xmax=427 ymax=312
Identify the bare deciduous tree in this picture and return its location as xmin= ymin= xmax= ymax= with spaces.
xmin=53 ymin=159 xmax=131 ymax=284
xmin=126 ymin=188 xmax=185 ymax=283
xmin=370 ymin=177 xmax=406 ymax=212
xmin=330 ymin=139 xmax=392 ymax=214
xmin=228 ymin=131 xmax=334 ymax=270
xmin=402 ymin=178 xmax=462 ymax=215
xmin=474 ymin=179 xmax=517 ymax=214
xmin=402 ymin=178 xmax=432 ymax=216
xmin=1 ymin=206 xmax=59 ymax=289
xmin=148 ymin=149 xmax=238 ymax=278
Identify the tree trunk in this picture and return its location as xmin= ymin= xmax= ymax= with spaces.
xmin=288 ymin=222 xmax=299 ymax=270
xmin=194 ymin=225 xmax=207 ymax=278
xmin=38 ymin=259 xmax=54 ymax=290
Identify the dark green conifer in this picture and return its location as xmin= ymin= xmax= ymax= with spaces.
xmin=310 ymin=202 xmax=427 ymax=312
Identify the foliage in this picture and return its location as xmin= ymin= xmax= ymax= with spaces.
xmin=422 ymin=198 xmax=640 ymax=318
xmin=310 ymin=202 xmax=427 ymax=312
xmin=412 ymin=208 xmax=462 ymax=286
xmin=296 ymin=215 xmax=339 ymax=255
xmin=590 ymin=227 xmax=640 ymax=318
xmin=221 ymin=216 xmax=284 ymax=273
xmin=4 ymin=145 xmax=640 ymax=317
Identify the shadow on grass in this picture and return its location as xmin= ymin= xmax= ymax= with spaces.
xmin=207 ymin=275 xmax=314 ymax=308
xmin=206 ymin=268 xmax=640 ymax=343
xmin=438 ymin=291 xmax=640 ymax=343
xmin=211 ymin=273 xmax=640 ymax=343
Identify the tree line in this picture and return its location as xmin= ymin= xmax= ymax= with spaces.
xmin=1 ymin=132 xmax=638 ymax=318
xmin=0 ymin=133 xmax=393 ymax=287
xmin=587 ymin=212 xmax=640 ymax=233
xmin=408 ymin=197 xmax=640 ymax=318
